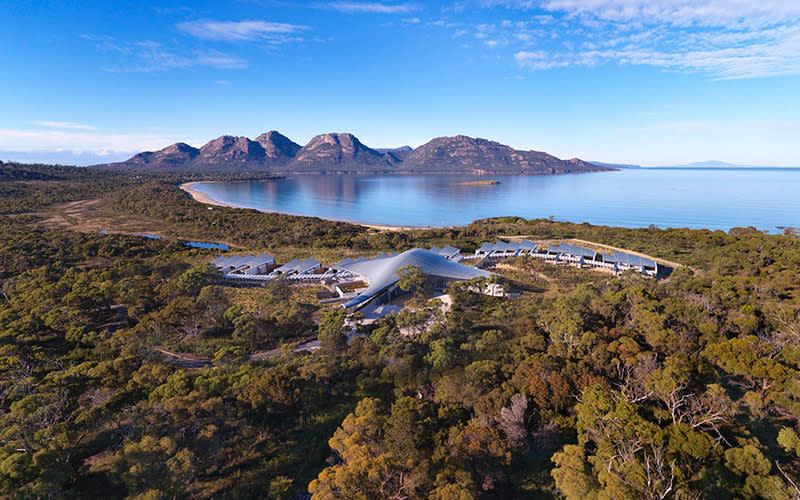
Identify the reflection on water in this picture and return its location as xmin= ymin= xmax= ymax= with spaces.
xmin=192 ymin=169 xmax=800 ymax=232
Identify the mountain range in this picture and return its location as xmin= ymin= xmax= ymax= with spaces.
xmin=100 ymin=131 xmax=610 ymax=175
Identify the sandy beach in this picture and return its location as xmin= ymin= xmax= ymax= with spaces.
xmin=180 ymin=181 xmax=422 ymax=231
xmin=360 ymin=223 xmax=424 ymax=231
xmin=180 ymin=182 xmax=230 ymax=208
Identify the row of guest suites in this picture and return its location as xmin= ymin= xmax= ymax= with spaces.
xmin=473 ymin=240 xmax=659 ymax=276
xmin=212 ymin=254 xmax=323 ymax=280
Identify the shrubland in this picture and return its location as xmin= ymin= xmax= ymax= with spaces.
xmin=0 ymin=164 xmax=798 ymax=498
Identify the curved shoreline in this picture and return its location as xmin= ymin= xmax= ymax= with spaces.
xmin=180 ymin=181 xmax=230 ymax=208
xmin=179 ymin=181 xmax=424 ymax=231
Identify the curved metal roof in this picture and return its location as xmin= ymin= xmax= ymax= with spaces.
xmin=275 ymin=258 xmax=321 ymax=274
xmin=430 ymin=245 xmax=462 ymax=258
xmin=475 ymin=240 xmax=538 ymax=255
xmin=604 ymin=251 xmax=657 ymax=268
xmin=212 ymin=254 xmax=274 ymax=270
xmin=340 ymin=248 xmax=491 ymax=308
xmin=548 ymin=243 xmax=596 ymax=259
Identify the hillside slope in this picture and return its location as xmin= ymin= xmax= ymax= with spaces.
xmin=99 ymin=132 xmax=610 ymax=174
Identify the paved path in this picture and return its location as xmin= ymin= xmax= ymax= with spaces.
xmin=250 ymin=338 xmax=322 ymax=361
xmin=153 ymin=335 xmax=324 ymax=366
xmin=97 ymin=304 xmax=128 ymax=332
xmin=153 ymin=347 xmax=213 ymax=369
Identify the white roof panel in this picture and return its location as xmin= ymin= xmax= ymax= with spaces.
xmin=441 ymin=245 xmax=460 ymax=255
xmin=341 ymin=248 xmax=491 ymax=308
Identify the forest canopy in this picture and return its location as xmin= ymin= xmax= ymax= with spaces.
xmin=0 ymin=162 xmax=799 ymax=499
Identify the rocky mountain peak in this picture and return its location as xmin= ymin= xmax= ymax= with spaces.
xmin=197 ymin=135 xmax=265 ymax=163
xmin=401 ymin=134 xmax=604 ymax=174
xmin=304 ymin=133 xmax=364 ymax=152
xmin=127 ymin=142 xmax=200 ymax=166
xmin=254 ymin=131 xmax=301 ymax=160
xmin=163 ymin=142 xmax=197 ymax=153
xmin=105 ymin=131 xmax=608 ymax=174
xmin=291 ymin=133 xmax=395 ymax=170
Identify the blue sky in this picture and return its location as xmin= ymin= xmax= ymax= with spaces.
xmin=1 ymin=0 xmax=799 ymax=166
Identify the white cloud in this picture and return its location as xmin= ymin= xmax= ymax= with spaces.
xmin=483 ymin=0 xmax=800 ymax=78
xmin=537 ymin=0 xmax=800 ymax=29
xmin=193 ymin=51 xmax=248 ymax=69
xmin=101 ymin=41 xmax=247 ymax=72
xmin=514 ymin=24 xmax=800 ymax=79
xmin=89 ymin=19 xmax=309 ymax=73
xmin=515 ymin=50 xmax=569 ymax=69
xmin=487 ymin=0 xmax=800 ymax=24
xmin=328 ymin=2 xmax=418 ymax=14
xmin=177 ymin=19 xmax=307 ymax=42
xmin=33 ymin=121 xmax=96 ymax=131
xmin=446 ymin=18 xmax=546 ymax=48
xmin=0 ymin=128 xmax=202 ymax=157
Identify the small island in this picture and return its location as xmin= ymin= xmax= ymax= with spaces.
xmin=456 ymin=179 xmax=501 ymax=186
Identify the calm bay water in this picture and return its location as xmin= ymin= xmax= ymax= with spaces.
xmin=191 ymin=168 xmax=800 ymax=233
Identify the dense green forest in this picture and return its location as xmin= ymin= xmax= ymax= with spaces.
xmin=1 ymin=163 xmax=799 ymax=498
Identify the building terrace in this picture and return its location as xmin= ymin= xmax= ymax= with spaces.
xmin=210 ymin=238 xmax=661 ymax=304
xmin=212 ymin=254 xmax=275 ymax=276
xmin=331 ymin=248 xmax=492 ymax=310
xmin=472 ymin=239 xmax=659 ymax=277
